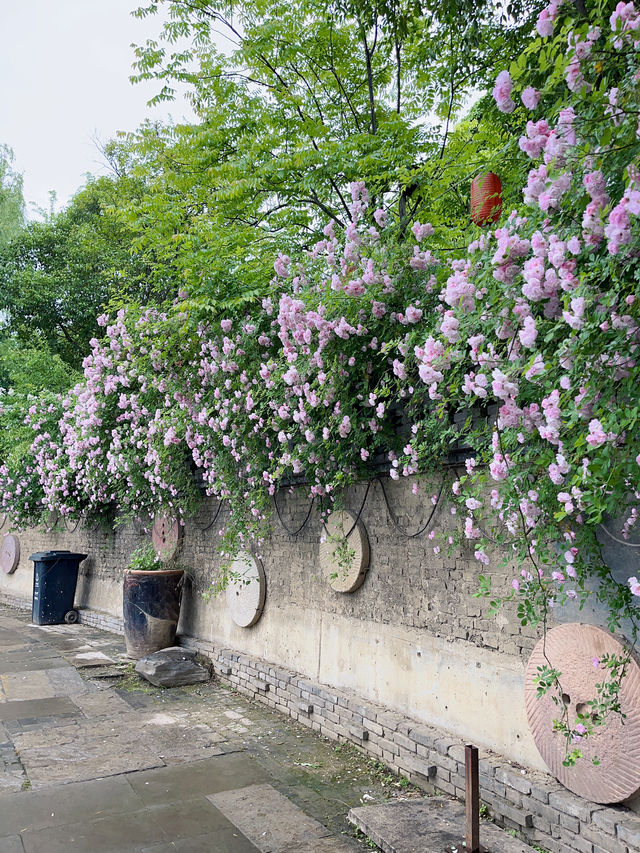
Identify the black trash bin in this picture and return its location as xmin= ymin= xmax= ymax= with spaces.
xmin=29 ymin=550 xmax=87 ymax=625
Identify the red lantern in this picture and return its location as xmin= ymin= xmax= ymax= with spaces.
xmin=470 ymin=172 xmax=502 ymax=226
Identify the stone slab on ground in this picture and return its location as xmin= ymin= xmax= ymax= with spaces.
xmin=11 ymin=720 xmax=165 ymax=787
xmin=135 ymin=647 xmax=209 ymax=688
xmin=11 ymin=710 xmax=226 ymax=787
xmin=348 ymin=798 xmax=537 ymax=853
xmin=0 ymin=836 xmax=24 ymax=853
xmin=20 ymin=809 xmax=169 ymax=853
xmin=0 ymin=774 xmax=145 ymax=835
xmin=68 ymin=651 xmax=116 ymax=667
xmin=209 ymin=782 xmax=333 ymax=852
xmin=0 ymin=672 xmax=57 ymax=702
xmin=126 ymin=754 xmax=268 ymax=806
xmin=0 ymin=656 xmax=67 ymax=674
xmin=139 ymin=832 xmax=259 ymax=853
xmin=0 ymin=697 xmax=77 ymax=721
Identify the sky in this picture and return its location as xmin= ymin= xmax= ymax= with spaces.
xmin=0 ymin=0 xmax=195 ymax=217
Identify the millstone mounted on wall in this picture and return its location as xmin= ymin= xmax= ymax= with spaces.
xmin=525 ymin=622 xmax=640 ymax=803
xmin=151 ymin=515 xmax=182 ymax=561
xmin=0 ymin=534 xmax=20 ymax=574
xmin=226 ymin=551 xmax=266 ymax=628
xmin=320 ymin=510 xmax=370 ymax=593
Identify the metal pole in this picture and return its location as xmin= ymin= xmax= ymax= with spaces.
xmin=465 ymin=744 xmax=480 ymax=853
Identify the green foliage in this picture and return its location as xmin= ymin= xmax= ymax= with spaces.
xmin=0 ymin=173 xmax=171 ymax=370
xmin=126 ymin=543 xmax=164 ymax=571
xmin=0 ymin=145 xmax=24 ymax=248
xmin=121 ymin=0 xmax=538 ymax=319
xmin=0 ymin=338 xmax=80 ymax=478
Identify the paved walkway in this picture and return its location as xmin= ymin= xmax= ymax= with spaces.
xmin=0 ymin=604 xmax=408 ymax=853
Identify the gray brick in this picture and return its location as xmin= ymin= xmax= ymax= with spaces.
xmin=617 ymin=816 xmax=640 ymax=849
xmin=592 ymin=807 xmax=625 ymax=835
xmin=400 ymin=756 xmax=436 ymax=779
xmin=408 ymin=728 xmax=437 ymax=749
xmin=557 ymin=827 xmax=592 ymax=853
xmin=435 ymin=737 xmax=453 ymax=756
xmin=392 ymin=732 xmax=418 ymax=753
xmin=350 ymin=726 xmax=369 ymax=741
xmin=495 ymin=766 xmax=532 ymax=795
xmin=559 ymin=812 xmax=580 ymax=833
xmin=581 ymin=825 xmax=626 ymax=851
xmin=549 ymin=791 xmax=604 ymax=823
xmin=592 ymin=839 xmax=627 ymax=853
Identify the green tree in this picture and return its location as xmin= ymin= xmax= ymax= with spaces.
xmin=0 ymin=171 xmax=172 ymax=369
xmin=0 ymin=146 xmax=24 ymax=248
xmin=122 ymin=0 xmax=539 ymax=316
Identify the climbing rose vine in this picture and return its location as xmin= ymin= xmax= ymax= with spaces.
xmin=1 ymin=0 xmax=639 ymax=762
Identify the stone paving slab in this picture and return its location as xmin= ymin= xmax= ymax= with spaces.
xmin=138 ymin=831 xmax=259 ymax=853
xmin=0 ymin=656 xmax=66 ymax=674
xmin=3 ymin=713 xmax=80 ymax=736
xmin=0 ymin=774 xmax=24 ymax=794
xmin=46 ymin=665 xmax=95 ymax=695
xmin=11 ymin=719 xmax=164 ymax=787
xmin=0 ymin=774 xmax=144 ymax=835
xmin=20 ymin=809 xmax=169 ymax=853
xmin=145 ymin=798 xmax=249 ymax=841
xmin=19 ymin=799 xmax=262 ymax=853
xmin=68 ymin=651 xmax=117 ymax=667
xmin=0 ymin=672 xmax=57 ymax=702
xmin=0 ymin=627 xmax=20 ymax=642
xmin=349 ymin=799 xmax=536 ymax=853
xmin=209 ymin=782 xmax=333 ymax=852
xmin=12 ymin=710 xmax=230 ymax=787
xmin=0 ymin=697 xmax=77 ymax=722
xmin=0 ymin=836 xmax=23 ymax=853
xmin=71 ymin=690 xmax=133 ymax=717
xmin=126 ymin=754 xmax=268 ymax=806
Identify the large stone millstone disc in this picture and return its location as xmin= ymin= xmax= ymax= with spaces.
xmin=226 ymin=551 xmax=266 ymax=628
xmin=0 ymin=534 xmax=20 ymax=574
xmin=152 ymin=516 xmax=182 ymax=561
xmin=525 ymin=623 xmax=640 ymax=803
xmin=320 ymin=510 xmax=370 ymax=593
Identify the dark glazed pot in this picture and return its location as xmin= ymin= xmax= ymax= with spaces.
xmin=123 ymin=569 xmax=184 ymax=659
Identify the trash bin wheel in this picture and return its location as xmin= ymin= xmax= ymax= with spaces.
xmin=64 ymin=610 xmax=78 ymax=624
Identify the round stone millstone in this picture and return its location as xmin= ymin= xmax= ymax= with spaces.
xmin=226 ymin=551 xmax=266 ymax=628
xmin=525 ymin=623 xmax=640 ymax=803
xmin=151 ymin=515 xmax=182 ymax=561
xmin=320 ymin=510 xmax=370 ymax=593
xmin=0 ymin=534 xmax=20 ymax=574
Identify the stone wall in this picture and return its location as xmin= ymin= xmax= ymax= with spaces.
xmin=2 ymin=474 xmax=640 ymax=849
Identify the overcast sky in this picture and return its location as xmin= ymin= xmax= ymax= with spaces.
xmin=0 ymin=0 xmax=195 ymax=217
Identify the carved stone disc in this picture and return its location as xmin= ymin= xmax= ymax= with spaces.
xmin=0 ymin=534 xmax=20 ymax=574
xmin=525 ymin=623 xmax=640 ymax=803
xmin=226 ymin=551 xmax=266 ymax=628
xmin=152 ymin=516 xmax=182 ymax=561
xmin=320 ymin=510 xmax=370 ymax=593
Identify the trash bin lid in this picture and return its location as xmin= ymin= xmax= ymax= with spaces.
xmin=29 ymin=551 xmax=87 ymax=562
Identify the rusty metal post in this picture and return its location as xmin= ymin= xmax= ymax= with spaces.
xmin=465 ymin=744 xmax=480 ymax=853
